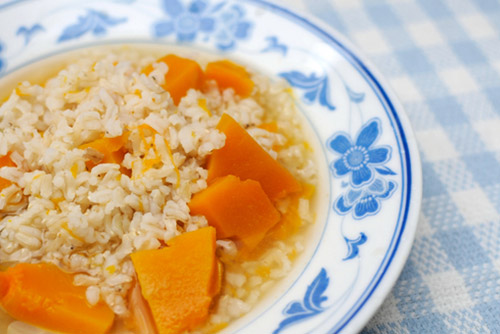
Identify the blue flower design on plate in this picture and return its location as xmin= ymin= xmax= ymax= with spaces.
xmin=154 ymin=0 xmax=215 ymax=41
xmin=335 ymin=178 xmax=397 ymax=219
xmin=58 ymin=9 xmax=127 ymax=43
xmin=213 ymin=4 xmax=252 ymax=50
xmin=328 ymin=118 xmax=391 ymax=188
xmin=279 ymin=70 xmax=335 ymax=111
xmin=274 ymin=268 xmax=329 ymax=334
xmin=153 ymin=0 xmax=252 ymax=51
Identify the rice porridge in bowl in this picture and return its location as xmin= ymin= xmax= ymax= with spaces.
xmin=0 ymin=46 xmax=322 ymax=334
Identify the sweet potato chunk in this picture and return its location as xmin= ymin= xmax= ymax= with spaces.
xmin=189 ymin=175 xmax=280 ymax=251
xmin=207 ymin=114 xmax=301 ymax=200
xmin=204 ymin=60 xmax=254 ymax=97
xmin=130 ymin=227 xmax=220 ymax=334
xmin=0 ymin=263 xmax=115 ymax=334
xmin=144 ymin=54 xmax=204 ymax=105
xmin=79 ymin=133 xmax=129 ymax=171
xmin=0 ymin=153 xmax=16 ymax=191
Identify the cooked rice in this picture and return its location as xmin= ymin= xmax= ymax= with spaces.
xmin=0 ymin=46 xmax=316 ymax=332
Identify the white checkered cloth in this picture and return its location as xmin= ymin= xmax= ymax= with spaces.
xmin=281 ymin=0 xmax=500 ymax=332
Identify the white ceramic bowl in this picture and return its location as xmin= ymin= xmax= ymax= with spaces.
xmin=0 ymin=0 xmax=422 ymax=333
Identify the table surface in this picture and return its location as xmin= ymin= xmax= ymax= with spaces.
xmin=280 ymin=0 xmax=500 ymax=333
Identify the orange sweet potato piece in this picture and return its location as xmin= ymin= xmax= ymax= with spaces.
xmin=130 ymin=227 xmax=220 ymax=334
xmin=0 ymin=263 xmax=115 ymax=334
xmin=0 ymin=153 xmax=16 ymax=191
xmin=204 ymin=60 xmax=254 ymax=97
xmin=189 ymin=175 xmax=280 ymax=251
xmin=207 ymin=114 xmax=301 ymax=200
xmin=79 ymin=133 xmax=129 ymax=171
xmin=144 ymin=55 xmax=204 ymax=105
xmin=0 ymin=153 xmax=16 ymax=168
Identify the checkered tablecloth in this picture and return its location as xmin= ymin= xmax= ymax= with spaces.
xmin=281 ymin=0 xmax=500 ymax=332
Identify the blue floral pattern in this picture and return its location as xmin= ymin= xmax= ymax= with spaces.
xmin=154 ymin=0 xmax=215 ymax=41
xmin=329 ymin=119 xmax=391 ymax=188
xmin=280 ymin=70 xmax=335 ymax=111
xmin=153 ymin=0 xmax=252 ymax=50
xmin=273 ymin=268 xmax=329 ymax=334
xmin=58 ymin=9 xmax=127 ymax=43
xmin=336 ymin=178 xmax=397 ymax=219
xmin=328 ymin=118 xmax=397 ymax=220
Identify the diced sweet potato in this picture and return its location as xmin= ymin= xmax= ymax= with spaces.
xmin=0 ymin=153 xmax=16 ymax=191
xmin=144 ymin=55 xmax=204 ymax=105
xmin=0 ymin=263 xmax=115 ymax=334
xmin=130 ymin=227 xmax=220 ymax=334
xmin=204 ymin=60 xmax=254 ymax=97
xmin=207 ymin=114 xmax=301 ymax=200
xmin=79 ymin=133 xmax=129 ymax=171
xmin=189 ymin=175 xmax=280 ymax=251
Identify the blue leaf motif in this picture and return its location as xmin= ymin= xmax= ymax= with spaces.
xmin=17 ymin=24 xmax=44 ymax=45
xmin=58 ymin=10 xmax=127 ymax=43
xmin=304 ymin=88 xmax=319 ymax=104
xmin=343 ymin=233 xmax=367 ymax=260
xmin=307 ymin=269 xmax=329 ymax=310
xmin=274 ymin=268 xmax=329 ymax=334
xmin=274 ymin=313 xmax=319 ymax=334
xmin=318 ymin=76 xmax=335 ymax=110
xmin=280 ymin=71 xmax=323 ymax=89
xmin=280 ymin=71 xmax=335 ymax=111
xmin=58 ymin=17 xmax=92 ymax=42
xmin=261 ymin=36 xmax=288 ymax=56
xmin=375 ymin=166 xmax=396 ymax=175
xmin=284 ymin=302 xmax=305 ymax=315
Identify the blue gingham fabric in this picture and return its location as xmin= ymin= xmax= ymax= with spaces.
xmin=282 ymin=0 xmax=500 ymax=332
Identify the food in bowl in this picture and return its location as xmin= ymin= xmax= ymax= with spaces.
xmin=0 ymin=46 xmax=317 ymax=334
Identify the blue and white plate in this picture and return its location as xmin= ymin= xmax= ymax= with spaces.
xmin=0 ymin=0 xmax=422 ymax=333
